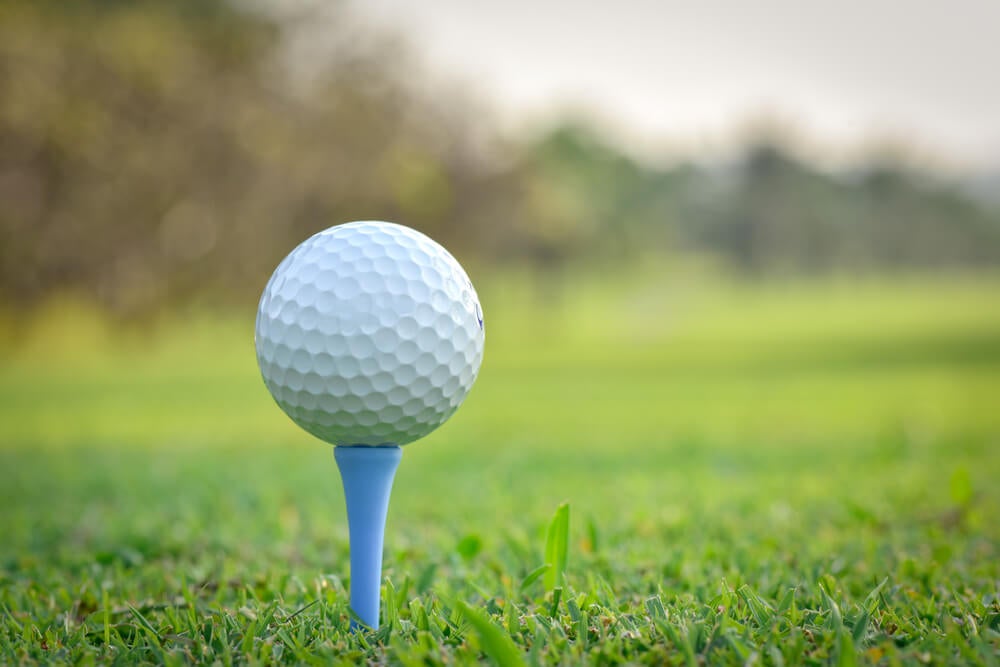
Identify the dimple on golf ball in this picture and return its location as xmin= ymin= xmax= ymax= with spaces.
xmin=255 ymin=221 xmax=484 ymax=446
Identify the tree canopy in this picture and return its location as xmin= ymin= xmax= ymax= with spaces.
xmin=1 ymin=0 xmax=997 ymax=315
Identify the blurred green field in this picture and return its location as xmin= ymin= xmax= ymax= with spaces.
xmin=1 ymin=273 xmax=998 ymax=664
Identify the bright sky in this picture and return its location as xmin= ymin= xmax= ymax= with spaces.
xmin=350 ymin=0 xmax=1000 ymax=169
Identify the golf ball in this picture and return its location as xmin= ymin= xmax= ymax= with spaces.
xmin=255 ymin=221 xmax=484 ymax=446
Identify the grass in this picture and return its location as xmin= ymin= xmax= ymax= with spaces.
xmin=0 ymin=272 xmax=998 ymax=664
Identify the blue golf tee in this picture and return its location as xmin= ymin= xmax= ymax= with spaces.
xmin=333 ymin=445 xmax=402 ymax=630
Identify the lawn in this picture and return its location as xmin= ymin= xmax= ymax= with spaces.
xmin=1 ymin=272 xmax=998 ymax=664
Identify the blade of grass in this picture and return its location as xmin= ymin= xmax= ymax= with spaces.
xmin=737 ymin=585 xmax=774 ymax=628
xmin=543 ymin=503 xmax=570 ymax=592
xmin=455 ymin=600 xmax=526 ymax=667
xmin=519 ymin=564 xmax=550 ymax=592
xmin=127 ymin=605 xmax=161 ymax=648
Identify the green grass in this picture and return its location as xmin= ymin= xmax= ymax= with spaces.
xmin=1 ymin=273 xmax=998 ymax=664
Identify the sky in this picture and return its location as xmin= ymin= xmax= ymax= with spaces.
xmin=348 ymin=0 xmax=1000 ymax=170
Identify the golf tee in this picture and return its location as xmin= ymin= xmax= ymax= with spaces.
xmin=333 ymin=445 xmax=402 ymax=630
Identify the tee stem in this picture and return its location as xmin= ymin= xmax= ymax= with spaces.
xmin=333 ymin=445 xmax=402 ymax=630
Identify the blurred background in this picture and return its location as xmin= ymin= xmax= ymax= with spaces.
xmin=3 ymin=0 xmax=1000 ymax=317
xmin=1 ymin=0 xmax=998 ymax=534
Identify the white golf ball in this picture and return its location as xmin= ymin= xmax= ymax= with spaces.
xmin=255 ymin=221 xmax=485 ymax=446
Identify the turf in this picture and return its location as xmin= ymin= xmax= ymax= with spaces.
xmin=1 ymin=273 xmax=998 ymax=665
